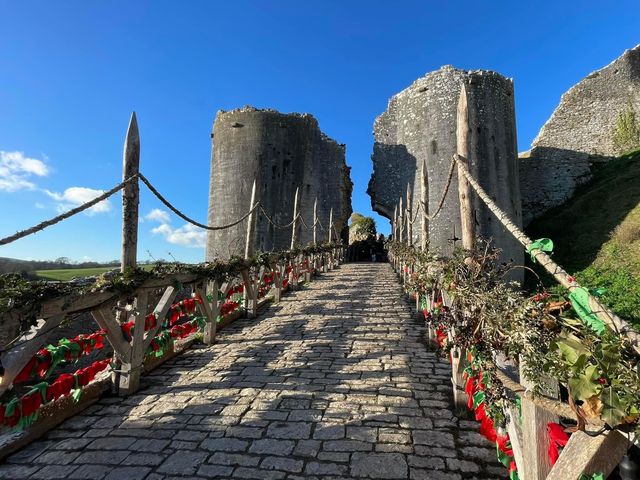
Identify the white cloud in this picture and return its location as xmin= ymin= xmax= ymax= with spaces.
xmin=0 ymin=150 xmax=49 ymax=192
xmin=45 ymin=186 xmax=111 ymax=216
xmin=152 ymin=222 xmax=206 ymax=248
xmin=145 ymin=208 xmax=170 ymax=223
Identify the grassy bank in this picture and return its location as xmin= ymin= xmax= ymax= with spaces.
xmin=526 ymin=149 xmax=640 ymax=327
xmin=35 ymin=264 xmax=154 ymax=281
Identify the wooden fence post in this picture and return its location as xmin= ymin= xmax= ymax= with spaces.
xmin=518 ymin=361 xmax=559 ymax=479
xmin=290 ymin=187 xmax=299 ymax=249
xmin=244 ymin=179 xmax=257 ymax=259
xmin=203 ymin=280 xmax=219 ymax=343
xmin=270 ymin=263 xmax=282 ymax=302
xmin=121 ymin=112 xmax=140 ymax=272
xmin=328 ymin=208 xmax=334 ymax=243
xmin=241 ymin=269 xmax=257 ymax=318
xmin=398 ymin=196 xmax=404 ymax=243
xmin=313 ymin=198 xmax=318 ymax=245
xmin=421 ymin=157 xmax=429 ymax=251
xmin=406 ymin=183 xmax=413 ymax=246
xmin=456 ymin=83 xmax=475 ymax=250
xmin=393 ymin=205 xmax=398 ymax=241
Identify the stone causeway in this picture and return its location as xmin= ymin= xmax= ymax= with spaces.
xmin=1 ymin=263 xmax=505 ymax=479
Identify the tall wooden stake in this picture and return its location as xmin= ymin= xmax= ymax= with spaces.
xmin=393 ymin=205 xmax=398 ymax=241
xmin=420 ymin=157 xmax=429 ymax=251
xmin=456 ymin=83 xmax=475 ymax=250
xmin=244 ymin=179 xmax=257 ymax=259
xmin=398 ymin=196 xmax=404 ymax=243
xmin=313 ymin=198 xmax=318 ymax=245
xmin=290 ymin=187 xmax=299 ymax=249
xmin=406 ymin=183 xmax=413 ymax=246
xmin=121 ymin=112 xmax=140 ymax=272
xmin=328 ymin=208 xmax=334 ymax=242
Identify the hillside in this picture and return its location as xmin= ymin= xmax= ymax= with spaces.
xmin=526 ymin=149 xmax=640 ymax=326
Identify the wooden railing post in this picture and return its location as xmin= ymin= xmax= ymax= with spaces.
xmin=121 ymin=112 xmax=140 ymax=273
xmin=456 ymin=83 xmax=475 ymax=250
xmin=304 ymin=255 xmax=311 ymax=283
xmin=102 ymin=289 xmax=148 ymax=396
xmin=398 ymin=196 xmax=404 ymax=243
xmin=203 ymin=280 xmax=219 ymax=344
xmin=518 ymin=361 xmax=559 ymax=479
xmin=270 ymin=263 xmax=282 ymax=302
xmin=244 ymin=179 xmax=257 ymax=259
xmin=393 ymin=205 xmax=398 ymax=241
xmin=241 ymin=269 xmax=257 ymax=318
xmin=313 ymin=198 xmax=318 ymax=245
xmin=406 ymin=183 xmax=413 ymax=246
xmin=420 ymin=157 xmax=429 ymax=251
xmin=328 ymin=208 xmax=334 ymax=243
xmin=290 ymin=187 xmax=299 ymax=249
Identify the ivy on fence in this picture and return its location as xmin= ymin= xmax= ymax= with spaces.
xmin=388 ymin=239 xmax=640 ymax=453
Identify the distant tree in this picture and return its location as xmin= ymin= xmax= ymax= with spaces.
xmin=55 ymin=257 xmax=70 ymax=265
xmin=349 ymin=213 xmax=377 ymax=244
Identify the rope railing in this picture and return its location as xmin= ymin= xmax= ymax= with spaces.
xmin=1 ymin=172 xmax=330 ymax=247
xmin=0 ymin=175 xmax=139 ymax=246
xmin=138 ymin=173 xmax=260 ymax=231
xmin=453 ymin=153 xmax=639 ymax=349
xmin=258 ymin=204 xmax=300 ymax=229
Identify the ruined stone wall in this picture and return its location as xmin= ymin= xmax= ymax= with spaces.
xmin=368 ymin=66 xmax=523 ymax=273
xmin=206 ymin=107 xmax=352 ymax=260
xmin=521 ymin=45 xmax=640 ymax=224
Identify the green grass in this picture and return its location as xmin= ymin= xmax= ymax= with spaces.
xmin=526 ymin=149 xmax=640 ymax=327
xmin=35 ymin=264 xmax=154 ymax=281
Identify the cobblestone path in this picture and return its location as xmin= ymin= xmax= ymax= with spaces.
xmin=1 ymin=263 xmax=505 ymax=480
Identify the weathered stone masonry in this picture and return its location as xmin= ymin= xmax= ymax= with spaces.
xmin=206 ymin=107 xmax=352 ymax=260
xmin=368 ymin=66 xmax=523 ymax=272
xmin=521 ymin=44 xmax=640 ymax=224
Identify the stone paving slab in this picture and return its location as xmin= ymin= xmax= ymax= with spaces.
xmin=1 ymin=263 xmax=504 ymax=479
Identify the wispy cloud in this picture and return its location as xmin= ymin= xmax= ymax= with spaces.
xmin=151 ymin=222 xmax=206 ymax=248
xmin=144 ymin=208 xmax=170 ymax=223
xmin=45 ymin=187 xmax=111 ymax=215
xmin=0 ymin=150 xmax=49 ymax=192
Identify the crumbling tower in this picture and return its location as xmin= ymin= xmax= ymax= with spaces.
xmin=206 ymin=106 xmax=352 ymax=260
xmin=368 ymin=66 xmax=523 ymax=271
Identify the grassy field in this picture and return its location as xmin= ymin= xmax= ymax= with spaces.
xmin=527 ymin=148 xmax=640 ymax=326
xmin=35 ymin=264 xmax=154 ymax=281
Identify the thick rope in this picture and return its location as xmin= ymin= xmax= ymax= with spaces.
xmin=139 ymin=173 xmax=259 ymax=231
xmin=0 ymin=175 xmax=139 ymax=246
xmin=314 ymin=217 xmax=326 ymax=231
xmin=454 ymin=154 xmax=639 ymax=349
xmin=428 ymin=155 xmax=457 ymax=220
xmin=258 ymin=204 xmax=300 ymax=229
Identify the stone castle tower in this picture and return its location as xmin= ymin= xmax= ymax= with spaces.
xmin=368 ymin=66 xmax=523 ymax=272
xmin=206 ymin=106 xmax=352 ymax=260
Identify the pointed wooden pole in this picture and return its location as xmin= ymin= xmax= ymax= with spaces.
xmin=121 ymin=112 xmax=140 ymax=272
xmin=328 ymin=208 xmax=334 ymax=242
xmin=456 ymin=83 xmax=475 ymax=251
xmin=244 ymin=179 xmax=258 ymax=259
xmin=398 ymin=196 xmax=404 ymax=243
xmin=393 ymin=205 xmax=398 ymax=241
xmin=406 ymin=183 xmax=413 ymax=246
xmin=290 ymin=187 xmax=299 ymax=249
xmin=313 ymin=198 xmax=318 ymax=245
xmin=421 ymin=158 xmax=429 ymax=251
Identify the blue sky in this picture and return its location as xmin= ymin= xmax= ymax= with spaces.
xmin=1 ymin=1 xmax=638 ymax=263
